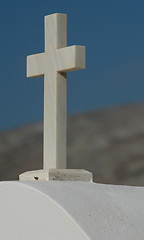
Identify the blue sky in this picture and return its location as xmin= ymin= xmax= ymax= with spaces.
xmin=0 ymin=0 xmax=144 ymax=130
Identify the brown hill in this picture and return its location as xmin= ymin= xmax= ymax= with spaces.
xmin=1 ymin=103 xmax=144 ymax=186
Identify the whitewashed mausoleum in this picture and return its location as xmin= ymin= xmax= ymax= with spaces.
xmin=0 ymin=13 xmax=144 ymax=240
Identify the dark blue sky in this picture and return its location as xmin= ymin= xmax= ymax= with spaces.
xmin=0 ymin=0 xmax=144 ymax=130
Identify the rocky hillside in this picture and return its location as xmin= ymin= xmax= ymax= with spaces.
xmin=1 ymin=103 xmax=144 ymax=186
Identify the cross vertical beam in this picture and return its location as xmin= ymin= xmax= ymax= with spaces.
xmin=44 ymin=14 xmax=67 ymax=169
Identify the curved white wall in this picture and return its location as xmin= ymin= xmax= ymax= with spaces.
xmin=0 ymin=182 xmax=89 ymax=240
xmin=1 ymin=181 xmax=144 ymax=240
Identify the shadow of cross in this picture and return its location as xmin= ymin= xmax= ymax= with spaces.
xmin=27 ymin=13 xmax=85 ymax=170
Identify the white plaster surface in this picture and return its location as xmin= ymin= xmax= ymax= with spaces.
xmin=0 ymin=181 xmax=144 ymax=239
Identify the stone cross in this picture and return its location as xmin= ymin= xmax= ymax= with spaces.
xmin=27 ymin=13 xmax=85 ymax=170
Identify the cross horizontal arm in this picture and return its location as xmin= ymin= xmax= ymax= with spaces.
xmin=56 ymin=45 xmax=85 ymax=73
xmin=27 ymin=53 xmax=46 ymax=78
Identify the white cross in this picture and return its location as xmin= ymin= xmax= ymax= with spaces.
xmin=27 ymin=13 xmax=85 ymax=170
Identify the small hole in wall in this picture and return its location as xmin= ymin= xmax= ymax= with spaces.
xmin=34 ymin=176 xmax=39 ymax=180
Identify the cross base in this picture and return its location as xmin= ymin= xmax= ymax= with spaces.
xmin=19 ymin=169 xmax=93 ymax=182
